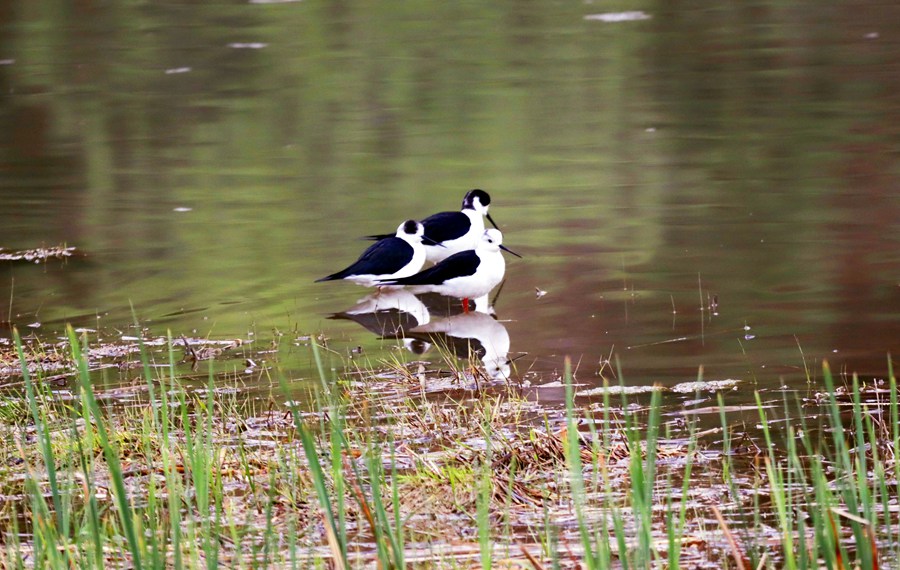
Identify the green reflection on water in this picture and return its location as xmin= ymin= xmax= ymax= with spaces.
xmin=1 ymin=1 xmax=898 ymax=392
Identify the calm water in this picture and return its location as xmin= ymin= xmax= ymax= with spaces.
xmin=2 ymin=2 xmax=899 ymax=402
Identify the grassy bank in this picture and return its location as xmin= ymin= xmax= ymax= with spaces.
xmin=1 ymin=326 xmax=897 ymax=568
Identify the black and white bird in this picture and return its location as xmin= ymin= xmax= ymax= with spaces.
xmin=378 ymin=229 xmax=520 ymax=312
xmin=367 ymin=189 xmax=499 ymax=264
xmin=316 ymin=220 xmax=429 ymax=287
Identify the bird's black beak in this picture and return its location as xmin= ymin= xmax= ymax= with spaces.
xmin=485 ymin=212 xmax=500 ymax=230
xmin=423 ymin=236 xmax=447 ymax=248
xmin=500 ymin=244 xmax=522 ymax=258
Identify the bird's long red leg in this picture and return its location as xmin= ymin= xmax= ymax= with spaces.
xmin=462 ymin=298 xmax=470 ymax=314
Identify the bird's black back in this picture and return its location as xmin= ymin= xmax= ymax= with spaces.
xmin=316 ymin=237 xmax=414 ymax=281
xmin=387 ymin=249 xmax=480 ymax=286
xmin=365 ymin=211 xmax=471 ymax=244
xmin=421 ymin=211 xmax=471 ymax=244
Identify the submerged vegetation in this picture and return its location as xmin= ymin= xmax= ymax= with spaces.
xmin=0 ymin=326 xmax=897 ymax=568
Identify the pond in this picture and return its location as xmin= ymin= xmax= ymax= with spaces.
xmin=2 ymin=1 xmax=899 ymax=405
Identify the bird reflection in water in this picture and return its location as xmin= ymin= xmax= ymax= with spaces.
xmin=329 ymin=288 xmax=430 ymax=338
xmin=409 ymin=310 xmax=511 ymax=380
xmin=328 ymin=290 xmax=512 ymax=380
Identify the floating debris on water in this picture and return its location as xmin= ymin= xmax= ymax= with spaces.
xmin=576 ymin=384 xmax=661 ymax=396
xmin=670 ymin=378 xmax=741 ymax=393
xmin=227 ymin=42 xmax=268 ymax=49
xmin=0 ymin=245 xmax=79 ymax=263
xmin=583 ymin=11 xmax=652 ymax=22
xmin=181 ymin=336 xmax=244 ymax=369
xmin=534 ymin=379 xmax=588 ymax=388
xmin=0 ymin=340 xmax=71 ymax=377
xmin=0 ymin=333 xmax=252 ymax=381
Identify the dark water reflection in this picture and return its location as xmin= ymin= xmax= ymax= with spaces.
xmin=1 ymin=2 xmax=899 ymax=403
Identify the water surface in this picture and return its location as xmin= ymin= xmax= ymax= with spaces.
xmin=2 ymin=1 xmax=899 ymax=402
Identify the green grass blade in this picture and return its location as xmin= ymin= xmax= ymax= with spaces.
xmin=14 ymin=329 xmax=65 ymax=532
xmin=66 ymin=325 xmax=143 ymax=569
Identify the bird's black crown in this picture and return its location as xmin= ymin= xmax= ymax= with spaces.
xmin=462 ymin=189 xmax=491 ymax=209
xmin=402 ymin=219 xmax=419 ymax=234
